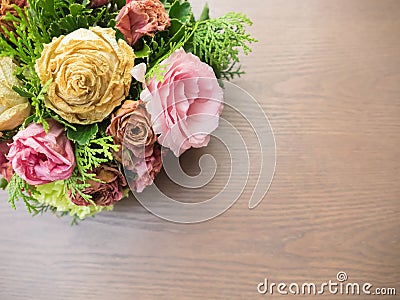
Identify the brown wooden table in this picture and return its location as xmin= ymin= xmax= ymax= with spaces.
xmin=0 ymin=0 xmax=399 ymax=299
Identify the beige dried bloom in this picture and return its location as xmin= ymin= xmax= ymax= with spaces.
xmin=0 ymin=57 xmax=31 ymax=133
xmin=36 ymin=27 xmax=135 ymax=124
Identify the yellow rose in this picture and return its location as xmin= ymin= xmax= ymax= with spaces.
xmin=0 ymin=57 xmax=31 ymax=133
xmin=36 ymin=27 xmax=135 ymax=124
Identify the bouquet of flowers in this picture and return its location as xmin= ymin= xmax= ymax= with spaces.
xmin=0 ymin=0 xmax=256 ymax=223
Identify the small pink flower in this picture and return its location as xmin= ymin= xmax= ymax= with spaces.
xmin=116 ymin=0 xmax=170 ymax=46
xmin=7 ymin=119 xmax=75 ymax=185
xmin=142 ymin=49 xmax=224 ymax=156
xmin=0 ymin=141 xmax=13 ymax=182
xmin=126 ymin=147 xmax=163 ymax=193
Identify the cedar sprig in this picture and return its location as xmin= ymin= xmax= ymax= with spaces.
xmin=192 ymin=12 xmax=257 ymax=80
xmin=7 ymin=173 xmax=40 ymax=214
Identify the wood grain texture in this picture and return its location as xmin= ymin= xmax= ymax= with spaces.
xmin=0 ymin=0 xmax=399 ymax=299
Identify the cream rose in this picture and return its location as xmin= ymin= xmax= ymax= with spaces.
xmin=0 ymin=57 xmax=31 ymax=134
xmin=36 ymin=27 xmax=135 ymax=124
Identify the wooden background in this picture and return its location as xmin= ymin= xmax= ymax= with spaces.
xmin=0 ymin=0 xmax=399 ymax=299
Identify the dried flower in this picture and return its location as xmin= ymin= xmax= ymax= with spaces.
xmin=70 ymin=164 xmax=127 ymax=207
xmin=89 ymin=0 xmax=108 ymax=8
xmin=0 ymin=141 xmax=13 ymax=182
xmin=0 ymin=57 xmax=31 ymax=135
xmin=36 ymin=27 xmax=135 ymax=124
xmin=125 ymin=147 xmax=163 ymax=193
xmin=106 ymin=100 xmax=156 ymax=161
xmin=116 ymin=0 xmax=170 ymax=46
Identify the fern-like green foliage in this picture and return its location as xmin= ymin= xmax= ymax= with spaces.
xmin=0 ymin=5 xmax=48 ymax=70
xmin=192 ymin=13 xmax=257 ymax=80
xmin=26 ymin=0 xmax=121 ymax=39
xmin=14 ymin=74 xmax=52 ymax=131
xmin=75 ymin=136 xmax=119 ymax=179
xmin=45 ymin=0 xmax=121 ymax=38
xmin=66 ymin=135 xmax=119 ymax=202
xmin=7 ymin=173 xmax=39 ymax=214
xmin=65 ymin=170 xmax=93 ymax=204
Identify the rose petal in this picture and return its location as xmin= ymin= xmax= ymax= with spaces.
xmin=130 ymin=63 xmax=147 ymax=83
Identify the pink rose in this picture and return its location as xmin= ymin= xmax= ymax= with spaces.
xmin=124 ymin=147 xmax=163 ymax=193
xmin=142 ymin=49 xmax=224 ymax=156
xmin=0 ymin=141 xmax=13 ymax=182
xmin=7 ymin=119 xmax=75 ymax=185
xmin=116 ymin=0 xmax=170 ymax=46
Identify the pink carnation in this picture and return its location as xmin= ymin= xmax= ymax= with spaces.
xmin=0 ymin=141 xmax=13 ymax=182
xmin=116 ymin=0 xmax=170 ymax=46
xmin=142 ymin=49 xmax=224 ymax=156
xmin=7 ymin=120 xmax=75 ymax=185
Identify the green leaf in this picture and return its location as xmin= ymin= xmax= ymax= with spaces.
xmin=77 ymin=15 xmax=89 ymax=28
xmin=115 ymin=28 xmax=124 ymax=41
xmin=160 ymin=0 xmax=175 ymax=9
xmin=0 ymin=128 xmax=18 ymax=142
xmin=168 ymin=19 xmax=186 ymax=43
xmin=41 ymin=118 xmax=50 ymax=133
xmin=67 ymin=124 xmax=98 ymax=146
xmin=12 ymin=85 xmax=34 ymax=98
xmin=48 ymin=22 xmax=61 ymax=37
xmin=42 ymin=0 xmax=56 ymax=17
xmin=51 ymin=115 xmax=76 ymax=131
xmin=135 ymin=42 xmax=151 ymax=58
xmin=169 ymin=18 xmax=184 ymax=36
xmin=58 ymin=15 xmax=76 ymax=32
xmin=69 ymin=4 xmax=85 ymax=17
xmin=199 ymin=2 xmax=210 ymax=21
xmin=116 ymin=0 xmax=126 ymax=9
xmin=0 ymin=177 xmax=8 ymax=190
xmin=107 ymin=18 xmax=116 ymax=28
xmin=168 ymin=0 xmax=192 ymax=23
xmin=22 ymin=115 xmax=35 ymax=128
